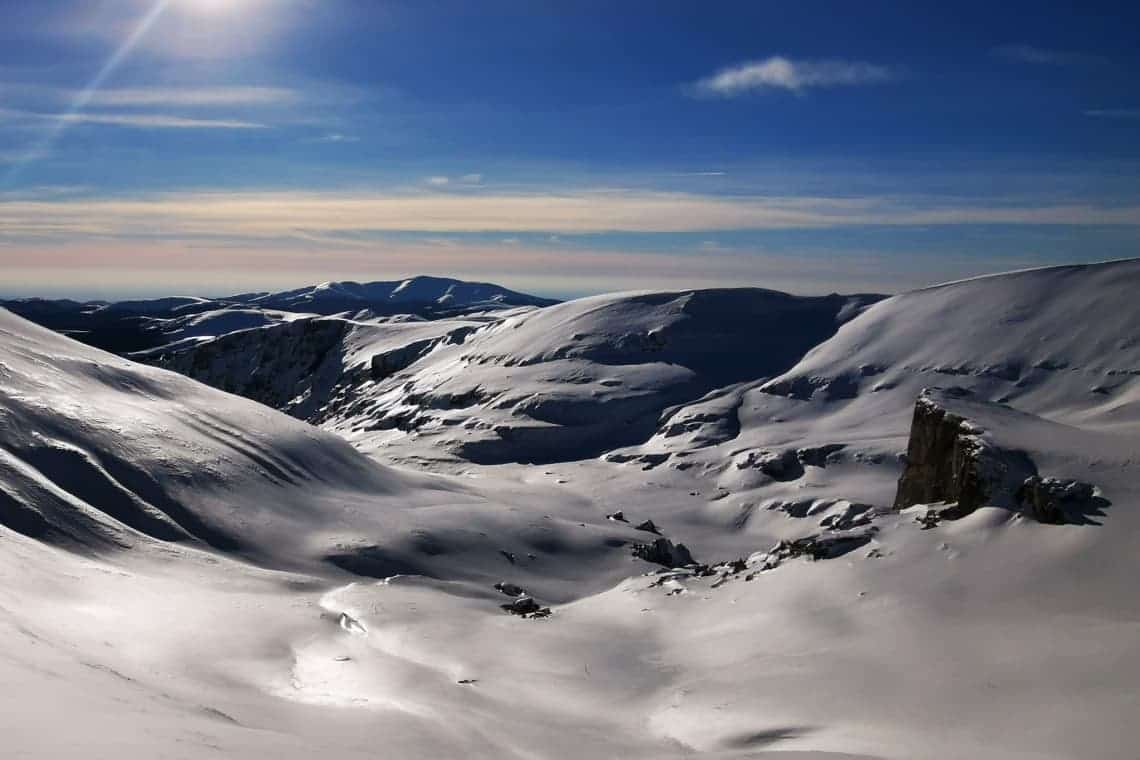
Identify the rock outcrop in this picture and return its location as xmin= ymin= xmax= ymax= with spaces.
xmin=148 ymin=317 xmax=353 ymax=419
xmin=632 ymin=537 xmax=695 ymax=568
xmin=893 ymin=389 xmax=1036 ymax=519
xmin=1016 ymin=476 xmax=1101 ymax=525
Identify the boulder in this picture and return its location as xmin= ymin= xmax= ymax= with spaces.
xmin=1016 ymin=476 xmax=1096 ymax=525
xmin=494 ymin=582 xmax=525 ymax=597
xmin=501 ymin=596 xmax=550 ymax=617
xmin=735 ymin=449 xmax=804 ymax=481
xmin=632 ymin=538 xmax=695 ymax=568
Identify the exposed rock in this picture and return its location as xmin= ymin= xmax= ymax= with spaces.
xmin=796 ymin=443 xmax=846 ymax=468
xmin=605 ymin=510 xmax=628 ymax=522
xmin=1016 ymin=476 xmax=1098 ymax=525
xmin=893 ymin=390 xmax=1036 ymax=519
xmin=751 ymin=529 xmax=876 ymax=571
xmin=761 ymin=372 xmax=861 ymax=401
xmin=632 ymin=538 xmax=695 ymax=568
xmin=500 ymin=596 xmax=551 ymax=618
xmin=735 ymin=449 xmax=804 ymax=481
xmin=494 ymin=582 xmax=525 ymax=597
xmin=634 ymin=519 xmax=661 ymax=534
xmin=148 ymin=317 xmax=352 ymax=420
xmin=818 ymin=502 xmax=874 ymax=531
xmin=338 ymin=612 xmax=367 ymax=635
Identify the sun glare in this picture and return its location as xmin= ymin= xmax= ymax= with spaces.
xmin=178 ymin=0 xmax=245 ymax=15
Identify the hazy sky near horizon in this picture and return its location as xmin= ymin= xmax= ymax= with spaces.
xmin=2 ymin=0 xmax=1139 ymax=300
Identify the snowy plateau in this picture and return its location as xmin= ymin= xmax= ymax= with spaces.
xmin=1 ymin=262 xmax=1138 ymax=759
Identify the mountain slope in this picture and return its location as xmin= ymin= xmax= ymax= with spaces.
xmin=1 ymin=275 xmax=557 ymax=357
xmin=615 ymin=259 xmax=1140 ymax=528
xmin=0 ymin=307 xmax=431 ymax=564
xmin=0 ymin=306 xmax=677 ymax=597
xmin=237 ymin=275 xmax=559 ymax=314
xmin=2 ymin=263 xmax=1140 ymax=759
xmin=152 ymin=287 xmax=882 ymax=464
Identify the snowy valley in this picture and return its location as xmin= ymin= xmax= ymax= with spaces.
xmin=1 ymin=261 xmax=1138 ymax=759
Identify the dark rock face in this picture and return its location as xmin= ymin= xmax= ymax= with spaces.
xmin=760 ymin=372 xmax=861 ymax=402
xmin=736 ymin=449 xmax=804 ymax=481
xmin=1016 ymin=477 xmax=1098 ymax=525
xmin=149 ymin=317 xmax=352 ymax=419
xmin=796 ymin=443 xmax=846 ymax=468
xmin=893 ymin=392 xmax=1036 ymax=519
xmin=634 ymin=519 xmax=660 ymax=534
xmin=370 ymin=327 xmax=475 ymax=382
xmin=632 ymin=538 xmax=695 ymax=568
xmin=501 ymin=596 xmax=540 ymax=614
xmin=501 ymin=596 xmax=551 ymax=618
xmin=494 ymin=582 xmax=525 ymax=597
xmin=753 ymin=528 xmax=877 ymax=571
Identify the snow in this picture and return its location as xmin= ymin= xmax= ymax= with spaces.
xmin=240 ymin=275 xmax=558 ymax=314
xmin=1 ymin=259 xmax=1139 ymax=759
xmin=310 ymin=288 xmax=880 ymax=463
xmin=137 ymin=307 xmax=312 ymax=343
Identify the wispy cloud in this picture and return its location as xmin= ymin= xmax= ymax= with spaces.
xmin=992 ymin=44 xmax=1108 ymax=66
xmin=309 ymin=132 xmax=360 ymax=143
xmin=3 ymin=189 xmax=1139 ymax=243
xmin=1084 ymin=108 xmax=1140 ymax=120
xmin=690 ymin=56 xmax=897 ymax=97
xmin=426 ymin=174 xmax=484 ymax=187
xmin=0 ymin=108 xmax=265 ymax=130
xmin=0 ymin=148 xmax=50 ymax=165
xmin=81 ymin=86 xmax=300 ymax=108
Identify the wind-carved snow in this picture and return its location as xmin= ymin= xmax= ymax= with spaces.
xmin=1 ymin=259 xmax=1139 ymax=759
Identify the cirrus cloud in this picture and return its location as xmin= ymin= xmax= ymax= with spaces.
xmin=3 ymin=189 xmax=1139 ymax=243
xmin=690 ymin=56 xmax=898 ymax=97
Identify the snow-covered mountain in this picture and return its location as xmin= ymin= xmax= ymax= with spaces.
xmin=2 ymin=260 xmax=1139 ymax=759
xmin=145 ymin=287 xmax=882 ymax=463
xmin=609 ymin=260 xmax=1140 ymax=519
xmin=0 ymin=303 xmax=667 ymax=593
xmin=0 ymin=275 xmax=558 ymax=356
xmin=0 ymin=306 xmax=447 ymax=569
xmin=239 ymin=275 xmax=559 ymax=314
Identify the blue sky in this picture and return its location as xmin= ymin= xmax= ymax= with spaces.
xmin=1 ymin=0 xmax=1138 ymax=299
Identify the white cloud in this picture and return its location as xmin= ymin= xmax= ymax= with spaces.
xmin=82 ymin=86 xmax=301 ymax=108
xmin=993 ymin=44 xmax=1107 ymax=66
xmin=3 ymin=190 xmax=1139 ymax=242
xmin=0 ymin=109 xmax=265 ymax=130
xmin=310 ymin=133 xmax=360 ymax=143
xmin=427 ymin=174 xmax=483 ymax=186
xmin=62 ymin=113 xmax=265 ymax=129
xmin=691 ymin=56 xmax=896 ymax=97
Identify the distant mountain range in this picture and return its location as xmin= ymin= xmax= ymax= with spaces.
xmin=1 ymin=276 xmax=559 ymax=354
